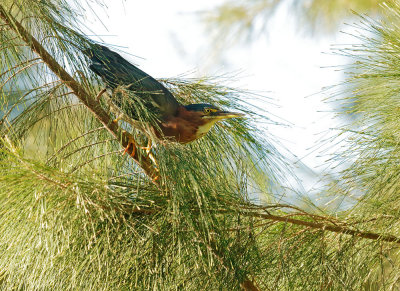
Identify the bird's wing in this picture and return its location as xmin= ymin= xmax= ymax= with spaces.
xmin=84 ymin=44 xmax=180 ymax=118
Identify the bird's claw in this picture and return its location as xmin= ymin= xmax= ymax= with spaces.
xmin=140 ymin=146 xmax=152 ymax=154
xmin=141 ymin=148 xmax=157 ymax=167
xmin=152 ymin=175 xmax=159 ymax=184
xmin=123 ymin=137 xmax=136 ymax=158
xmin=113 ymin=114 xmax=123 ymax=124
xmin=140 ymin=140 xmax=158 ymax=166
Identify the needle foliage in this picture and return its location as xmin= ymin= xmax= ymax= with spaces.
xmin=1 ymin=0 xmax=400 ymax=290
xmin=329 ymin=1 xmax=400 ymax=239
xmin=0 ymin=1 xmax=286 ymax=289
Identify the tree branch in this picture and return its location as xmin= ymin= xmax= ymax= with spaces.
xmin=241 ymin=210 xmax=400 ymax=244
xmin=119 ymin=202 xmax=400 ymax=245
xmin=0 ymin=5 xmax=158 ymax=182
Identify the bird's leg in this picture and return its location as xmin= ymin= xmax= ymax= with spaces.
xmin=152 ymin=174 xmax=159 ymax=184
xmin=113 ymin=113 xmax=125 ymax=124
xmin=149 ymin=153 xmax=158 ymax=168
xmin=140 ymin=139 xmax=158 ymax=167
xmin=140 ymin=139 xmax=152 ymax=155
xmin=122 ymin=133 xmax=136 ymax=158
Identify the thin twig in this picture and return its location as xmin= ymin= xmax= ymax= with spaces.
xmin=62 ymin=138 xmax=115 ymax=159
xmin=96 ymin=87 xmax=107 ymax=101
xmin=46 ymin=126 xmax=105 ymax=163
xmin=239 ymin=203 xmax=344 ymax=226
xmin=70 ymin=149 xmax=122 ymax=173
xmin=1 ymin=80 xmax=64 ymax=129
xmin=241 ymin=210 xmax=400 ymax=244
xmin=192 ymin=228 xmax=261 ymax=291
xmin=0 ymin=57 xmax=41 ymax=79
xmin=0 ymin=60 xmax=43 ymax=91
xmin=33 ymin=103 xmax=85 ymax=123
xmin=4 ymin=136 xmax=70 ymax=189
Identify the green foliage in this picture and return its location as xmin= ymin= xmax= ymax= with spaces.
xmin=0 ymin=1 xmax=285 ymax=289
xmin=330 ymin=1 xmax=400 ymax=227
xmin=2 ymin=0 xmax=400 ymax=290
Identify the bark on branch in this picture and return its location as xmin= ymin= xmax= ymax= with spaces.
xmin=241 ymin=210 xmax=400 ymax=244
xmin=0 ymin=5 xmax=158 ymax=181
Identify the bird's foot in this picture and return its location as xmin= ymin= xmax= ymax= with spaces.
xmin=122 ymin=136 xmax=136 ymax=158
xmin=140 ymin=140 xmax=158 ymax=167
xmin=140 ymin=150 xmax=158 ymax=168
xmin=140 ymin=145 xmax=152 ymax=155
xmin=148 ymin=152 xmax=158 ymax=167
xmin=113 ymin=114 xmax=124 ymax=125
xmin=152 ymin=174 xmax=160 ymax=184
xmin=140 ymin=139 xmax=153 ymax=155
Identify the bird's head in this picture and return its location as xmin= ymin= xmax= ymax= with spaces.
xmin=183 ymin=103 xmax=244 ymax=140
xmin=184 ymin=103 xmax=244 ymax=121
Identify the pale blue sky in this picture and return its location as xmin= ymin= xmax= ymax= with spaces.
xmin=85 ymin=0 xmax=357 ymax=195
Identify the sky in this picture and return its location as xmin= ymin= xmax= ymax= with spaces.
xmin=84 ymin=0 xmax=358 ymax=196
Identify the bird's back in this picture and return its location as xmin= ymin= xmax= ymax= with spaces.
xmin=85 ymin=44 xmax=180 ymax=119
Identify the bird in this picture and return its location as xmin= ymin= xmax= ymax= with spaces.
xmin=84 ymin=44 xmax=244 ymax=158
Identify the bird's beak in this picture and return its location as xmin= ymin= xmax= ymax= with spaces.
xmin=213 ymin=110 xmax=245 ymax=119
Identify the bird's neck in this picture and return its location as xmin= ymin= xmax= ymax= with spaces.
xmin=158 ymin=106 xmax=207 ymax=143
xmin=195 ymin=119 xmax=218 ymax=139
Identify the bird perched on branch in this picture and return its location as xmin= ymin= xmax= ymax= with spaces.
xmin=85 ymin=44 xmax=244 ymax=157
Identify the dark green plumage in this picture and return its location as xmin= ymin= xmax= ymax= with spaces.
xmin=84 ymin=44 xmax=244 ymax=144
xmin=84 ymin=44 xmax=180 ymax=119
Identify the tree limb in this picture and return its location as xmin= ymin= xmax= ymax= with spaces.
xmin=0 ymin=5 xmax=158 ymax=182
xmin=241 ymin=210 xmax=400 ymax=244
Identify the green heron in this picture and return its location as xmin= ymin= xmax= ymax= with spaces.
xmin=85 ymin=44 xmax=244 ymax=156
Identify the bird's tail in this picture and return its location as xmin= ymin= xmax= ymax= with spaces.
xmin=84 ymin=44 xmax=167 ymax=92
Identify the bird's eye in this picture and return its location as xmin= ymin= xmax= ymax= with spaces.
xmin=204 ymin=108 xmax=211 ymax=114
